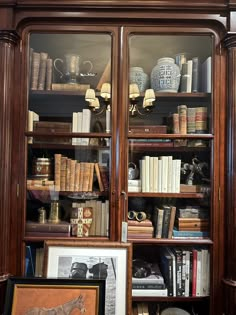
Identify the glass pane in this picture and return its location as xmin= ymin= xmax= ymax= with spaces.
xmin=26 ymin=32 xmax=112 ymax=239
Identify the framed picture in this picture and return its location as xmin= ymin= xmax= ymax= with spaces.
xmin=98 ymin=149 xmax=110 ymax=166
xmin=43 ymin=241 xmax=132 ymax=315
xmin=3 ymin=277 xmax=105 ymax=315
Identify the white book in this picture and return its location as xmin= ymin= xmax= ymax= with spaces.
xmin=106 ymin=106 xmax=111 ymax=133
xmin=141 ymin=159 xmax=146 ymax=192
xmin=160 ymin=156 xmax=168 ymax=193
xmin=200 ymin=248 xmax=207 ymax=296
xmin=128 ymin=179 xmax=141 ymax=187
xmin=196 ymin=249 xmax=202 ymax=296
xmin=100 ymin=202 xmax=106 ymax=236
xmin=77 ymin=111 xmax=83 ymax=145
xmin=167 ymin=155 xmax=173 ymax=192
xmin=149 ymin=156 xmax=154 ymax=192
xmin=157 ymin=159 xmax=162 ymax=192
xmin=132 ymin=288 xmax=168 ymax=297
xmin=153 ymin=157 xmax=159 ymax=192
xmin=105 ymin=200 xmax=109 ymax=237
xmin=171 ymin=159 xmax=177 ymax=193
xmin=206 ymin=250 xmax=210 ymax=295
xmin=174 ymin=159 xmax=181 ymax=193
xmin=184 ymin=249 xmax=190 ymax=297
xmin=81 ymin=108 xmax=91 ymax=145
xmin=201 ymin=56 xmax=212 ymax=93
xmin=144 ymin=156 xmax=150 ymax=192
xmin=128 ymin=186 xmax=142 ymax=192
xmin=72 ymin=112 xmax=78 ymax=145
xmin=187 ymin=59 xmax=193 ymax=92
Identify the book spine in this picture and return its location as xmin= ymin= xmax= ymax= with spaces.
xmin=187 ymin=107 xmax=196 ymax=133
xmin=161 ymin=206 xmax=171 ymax=238
xmin=26 ymin=223 xmax=71 ymax=233
xmin=46 ymin=58 xmax=53 ymax=90
xmin=54 ymin=153 xmax=61 ymax=191
xmin=132 ymin=283 xmax=165 ymax=289
xmin=31 ymin=52 xmax=40 ymax=90
xmin=168 ymin=206 xmax=176 ymax=238
xmin=192 ymin=56 xmax=200 ymax=92
xmin=37 ymin=52 xmax=48 ymax=90
xmin=192 ymin=249 xmax=198 ymax=296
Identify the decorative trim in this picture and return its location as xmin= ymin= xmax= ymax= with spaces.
xmin=0 ymin=30 xmax=20 ymax=44
xmin=0 ymin=273 xmax=11 ymax=282
xmin=223 ymin=32 xmax=236 ymax=48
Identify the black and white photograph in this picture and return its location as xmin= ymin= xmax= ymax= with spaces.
xmin=43 ymin=241 xmax=132 ymax=315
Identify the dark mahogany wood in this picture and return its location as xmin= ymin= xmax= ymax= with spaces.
xmin=0 ymin=1 xmax=234 ymax=315
xmin=223 ymin=33 xmax=236 ymax=315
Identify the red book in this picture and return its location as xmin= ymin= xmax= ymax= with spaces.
xmin=192 ymin=249 xmax=198 ymax=296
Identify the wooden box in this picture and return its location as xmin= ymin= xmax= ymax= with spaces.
xmin=33 ymin=121 xmax=72 ymax=144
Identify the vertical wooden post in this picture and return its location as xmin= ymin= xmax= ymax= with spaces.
xmin=223 ymin=33 xmax=236 ymax=315
xmin=0 ymin=30 xmax=20 ymax=312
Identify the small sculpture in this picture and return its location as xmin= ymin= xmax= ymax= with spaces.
xmin=181 ymin=157 xmax=209 ymax=185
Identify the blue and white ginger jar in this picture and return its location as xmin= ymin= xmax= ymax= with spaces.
xmin=129 ymin=67 xmax=149 ymax=92
xmin=151 ymin=57 xmax=180 ymax=92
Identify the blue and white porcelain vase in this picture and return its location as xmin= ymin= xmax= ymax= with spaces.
xmin=151 ymin=57 xmax=181 ymax=92
xmin=129 ymin=67 xmax=149 ymax=92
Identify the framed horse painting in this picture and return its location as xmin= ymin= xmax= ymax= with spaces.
xmin=3 ymin=277 xmax=105 ymax=315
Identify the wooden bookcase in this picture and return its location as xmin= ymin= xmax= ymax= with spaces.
xmin=0 ymin=1 xmax=236 ymax=315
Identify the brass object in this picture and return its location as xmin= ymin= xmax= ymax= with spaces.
xmin=38 ymin=207 xmax=47 ymax=223
xmin=48 ymin=201 xmax=60 ymax=223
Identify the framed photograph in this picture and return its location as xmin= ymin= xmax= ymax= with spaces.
xmin=43 ymin=241 xmax=132 ymax=315
xmin=98 ymin=149 xmax=110 ymax=166
xmin=3 ymin=277 xmax=105 ymax=315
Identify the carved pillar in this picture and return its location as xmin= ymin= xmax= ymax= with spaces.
xmin=223 ymin=33 xmax=236 ymax=315
xmin=0 ymin=30 xmax=20 ymax=312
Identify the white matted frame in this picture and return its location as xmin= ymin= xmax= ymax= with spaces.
xmin=43 ymin=241 xmax=132 ymax=315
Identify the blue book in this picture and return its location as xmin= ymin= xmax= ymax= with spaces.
xmin=172 ymin=228 xmax=209 ymax=238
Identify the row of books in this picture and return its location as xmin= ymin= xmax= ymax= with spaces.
xmin=72 ymin=200 xmax=109 ymax=237
xmin=172 ymin=105 xmax=208 ymax=135
xmin=30 ymin=50 xmax=53 ymax=90
xmin=159 ymin=247 xmax=210 ymax=297
xmin=153 ymin=205 xmax=176 ymax=239
xmin=54 ymin=154 xmax=109 ymax=192
xmin=72 ymin=109 xmax=91 ymax=145
xmin=177 ymin=55 xmax=211 ymax=93
xmin=138 ymin=155 xmax=181 ymax=193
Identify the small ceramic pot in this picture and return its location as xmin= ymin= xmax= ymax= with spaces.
xmin=129 ymin=67 xmax=149 ymax=92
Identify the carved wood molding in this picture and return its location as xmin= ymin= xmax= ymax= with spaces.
xmin=223 ymin=278 xmax=236 ymax=288
xmin=0 ymin=30 xmax=19 ymax=44
xmin=223 ymin=32 xmax=236 ymax=48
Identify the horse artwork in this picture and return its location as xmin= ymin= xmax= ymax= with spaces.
xmin=24 ymin=294 xmax=86 ymax=315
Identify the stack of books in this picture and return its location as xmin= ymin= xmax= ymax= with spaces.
xmin=173 ymin=206 xmax=209 ymax=239
xmin=25 ymin=220 xmax=71 ymax=237
xmin=132 ymin=259 xmax=167 ymax=297
xmin=128 ymin=219 xmax=154 ymax=239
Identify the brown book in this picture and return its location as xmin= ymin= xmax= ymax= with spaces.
xmin=168 ymin=206 xmax=176 ymax=238
xmin=25 ymin=231 xmax=70 ymax=237
xmin=27 ymin=179 xmax=54 ymax=187
xmin=129 ymin=125 xmax=167 ymax=134
xmin=26 ymin=221 xmax=71 ymax=233
xmin=99 ymin=165 xmax=109 ymax=191
xmin=94 ymin=163 xmax=104 ymax=192
xmin=33 ymin=121 xmax=72 ymax=144
xmin=178 ymin=104 xmax=187 ymax=134
xmin=66 ymin=158 xmax=71 ymax=191
xmin=69 ymin=159 xmax=76 ymax=192
xmin=195 ymin=106 xmax=208 ymax=133
xmin=46 ymin=58 xmax=53 ymax=90
xmin=79 ymin=162 xmax=86 ymax=192
xmin=60 ymin=156 xmax=67 ymax=191
xmin=173 ymin=113 xmax=180 ymax=134
xmin=130 ymin=141 xmax=173 ymax=148
xmin=128 ymin=226 xmax=154 ymax=233
xmin=81 ymin=162 xmax=91 ymax=192
xmin=31 ymin=52 xmax=40 ymax=90
xmin=128 ymin=233 xmax=153 ymax=239
xmin=88 ymin=163 xmax=95 ymax=192
xmin=96 ymin=60 xmax=111 ymax=91
xmin=74 ymin=162 xmax=81 ymax=192
xmin=51 ymin=83 xmax=90 ymax=91
xmin=38 ymin=52 xmax=48 ymax=90
xmin=54 ymin=153 xmax=61 ymax=191
xmin=128 ymin=219 xmax=153 ymax=227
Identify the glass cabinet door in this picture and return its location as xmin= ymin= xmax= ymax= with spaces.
xmin=25 ymin=31 xmax=113 ymax=243
xmin=126 ymin=30 xmax=214 ymax=311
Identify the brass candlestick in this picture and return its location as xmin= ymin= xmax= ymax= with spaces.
xmin=48 ymin=201 xmax=60 ymax=223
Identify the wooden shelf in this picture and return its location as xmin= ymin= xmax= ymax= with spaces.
xmin=129 ymin=238 xmax=213 ymax=245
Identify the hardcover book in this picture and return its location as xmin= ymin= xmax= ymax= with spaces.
xmin=26 ymin=221 xmax=71 ymax=233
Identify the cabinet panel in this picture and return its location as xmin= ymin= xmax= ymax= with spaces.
xmin=123 ymin=29 xmax=218 ymax=314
